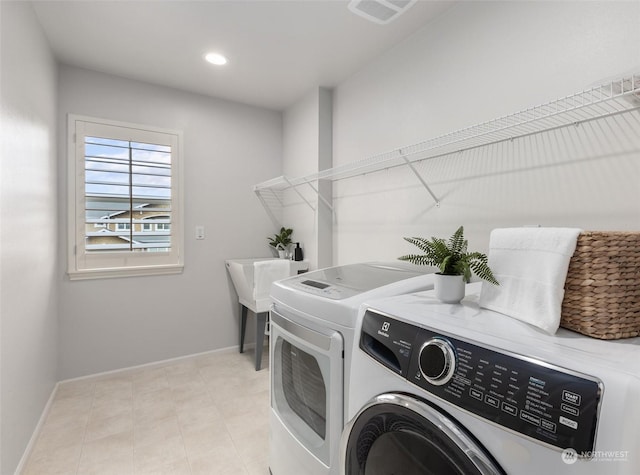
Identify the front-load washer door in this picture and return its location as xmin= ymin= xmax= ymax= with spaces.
xmin=341 ymin=393 xmax=505 ymax=475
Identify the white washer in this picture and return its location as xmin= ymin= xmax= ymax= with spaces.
xmin=268 ymin=262 xmax=435 ymax=475
xmin=342 ymin=284 xmax=640 ymax=474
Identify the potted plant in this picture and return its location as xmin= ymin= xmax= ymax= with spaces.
xmin=399 ymin=226 xmax=498 ymax=303
xmin=268 ymin=227 xmax=293 ymax=258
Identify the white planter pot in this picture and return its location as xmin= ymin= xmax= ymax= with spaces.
xmin=278 ymin=250 xmax=287 ymax=259
xmin=434 ymin=273 xmax=465 ymax=304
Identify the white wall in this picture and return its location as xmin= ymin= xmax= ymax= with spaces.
xmin=332 ymin=1 xmax=640 ymax=264
xmin=282 ymin=90 xmax=319 ymax=267
xmin=0 ymin=2 xmax=59 ymax=473
xmin=282 ymin=88 xmax=333 ymax=269
xmin=57 ymin=66 xmax=282 ymax=379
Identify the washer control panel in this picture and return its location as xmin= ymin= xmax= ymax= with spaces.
xmin=360 ymin=310 xmax=602 ymax=453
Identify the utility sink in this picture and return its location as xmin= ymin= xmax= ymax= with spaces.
xmin=225 ymin=258 xmax=309 ymax=307
xmin=225 ymin=257 xmax=309 ymax=370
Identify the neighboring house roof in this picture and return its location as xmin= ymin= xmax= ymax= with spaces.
xmin=98 ymin=203 xmax=152 ymax=221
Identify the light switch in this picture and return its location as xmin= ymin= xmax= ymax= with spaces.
xmin=195 ymin=225 xmax=205 ymax=240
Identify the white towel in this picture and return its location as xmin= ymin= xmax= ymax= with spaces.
xmin=479 ymin=227 xmax=582 ymax=334
xmin=253 ymin=259 xmax=291 ymax=301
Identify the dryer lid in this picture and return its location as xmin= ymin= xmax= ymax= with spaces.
xmin=286 ymin=262 xmax=431 ymax=300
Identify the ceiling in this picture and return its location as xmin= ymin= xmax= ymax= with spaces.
xmin=31 ymin=0 xmax=453 ymax=111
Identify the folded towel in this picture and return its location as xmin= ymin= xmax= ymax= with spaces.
xmin=479 ymin=227 xmax=582 ymax=334
xmin=253 ymin=259 xmax=291 ymax=301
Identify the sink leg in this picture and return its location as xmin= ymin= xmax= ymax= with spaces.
xmin=240 ymin=304 xmax=248 ymax=353
xmin=255 ymin=311 xmax=268 ymax=371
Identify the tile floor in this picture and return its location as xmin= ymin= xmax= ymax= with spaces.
xmin=22 ymin=349 xmax=270 ymax=475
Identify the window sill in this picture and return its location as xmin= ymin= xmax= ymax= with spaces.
xmin=67 ymin=264 xmax=184 ymax=281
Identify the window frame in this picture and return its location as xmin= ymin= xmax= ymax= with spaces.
xmin=67 ymin=114 xmax=184 ymax=280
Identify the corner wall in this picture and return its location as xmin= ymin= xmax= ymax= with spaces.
xmin=0 ymin=2 xmax=59 ymax=473
xmin=282 ymin=88 xmax=333 ymax=270
xmin=332 ymin=1 xmax=640 ymax=264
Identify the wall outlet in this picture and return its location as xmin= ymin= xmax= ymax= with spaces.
xmin=195 ymin=225 xmax=205 ymax=240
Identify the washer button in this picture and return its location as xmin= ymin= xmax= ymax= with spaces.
xmin=562 ymin=390 xmax=581 ymax=406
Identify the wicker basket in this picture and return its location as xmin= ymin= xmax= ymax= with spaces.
xmin=561 ymin=231 xmax=640 ymax=339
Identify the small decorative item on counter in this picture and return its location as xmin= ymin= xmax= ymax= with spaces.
xmin=268 ymin=227 xmax=293 ymax=258
xmin=294 ymin=242 xmax=304 ymax=261
xmin=399 ymin=226 xmax=498 ymax=303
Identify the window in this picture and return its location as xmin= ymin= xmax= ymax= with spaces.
xmin=68 ymin=115 xmax=184 ymax=279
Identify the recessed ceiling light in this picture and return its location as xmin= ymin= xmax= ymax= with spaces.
xmin=205 ymin=52 xmax=228 ymax=66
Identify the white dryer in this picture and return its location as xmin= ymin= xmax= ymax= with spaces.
xmin=268 ymin=262 xmax=435 ymax=475
xmin=342 ymin=284 xmax=640 ymax=474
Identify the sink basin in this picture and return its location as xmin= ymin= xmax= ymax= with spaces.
xmin=225 ymin=258 xmax=308 ymax=307
xmin=226 ymin=257 xmax=310 ymax=371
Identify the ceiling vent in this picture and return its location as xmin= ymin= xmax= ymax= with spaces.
xmin=348 ymin=0 xmax=418 ymax=25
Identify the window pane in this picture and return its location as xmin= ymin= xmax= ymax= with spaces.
xmin=86 ymin=136 xmax=130 ymax=148
xmin=84 ymin=136 xmax=173 ymax=253
xmin=132 ymin=174 xmax=171 ymax=188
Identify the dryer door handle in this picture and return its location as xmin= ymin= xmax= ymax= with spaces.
xmin=271 ymin=309 xmax=333 ymax=351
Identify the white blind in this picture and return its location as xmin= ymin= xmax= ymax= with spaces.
xmin=84 ymin=136 xmax=172 ymax=252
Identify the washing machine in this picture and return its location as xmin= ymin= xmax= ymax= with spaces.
xmin=268 ymin=262 xmax=436 ymax=475
xmin=342 ymin=284 xmax=640 ymax=474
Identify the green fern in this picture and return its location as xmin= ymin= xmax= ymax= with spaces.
xmin=399 ymin=226 xmax=499 ymax=285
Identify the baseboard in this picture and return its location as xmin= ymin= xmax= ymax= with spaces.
xmin=59 ymin=345 xmax=245 ymax=384
xmin=14 ymin=382 xmax=59 ymax=475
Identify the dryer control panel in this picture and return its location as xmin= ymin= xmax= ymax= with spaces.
xmin=360 ymin=310 xmax=602 ymax=454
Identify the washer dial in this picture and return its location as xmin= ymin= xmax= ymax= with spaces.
xmin=419 ymin=338 xmax=456 ymax=385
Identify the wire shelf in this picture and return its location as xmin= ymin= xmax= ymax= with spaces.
xmin=254 ymin=73 xmax=640 ymax=205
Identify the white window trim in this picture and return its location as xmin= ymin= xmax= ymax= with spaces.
xmin=67 ymin=114 xmax=184 ymax=280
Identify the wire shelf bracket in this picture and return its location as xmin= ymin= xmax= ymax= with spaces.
xmin=399 ymin=149 xmax=440 ymax=206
